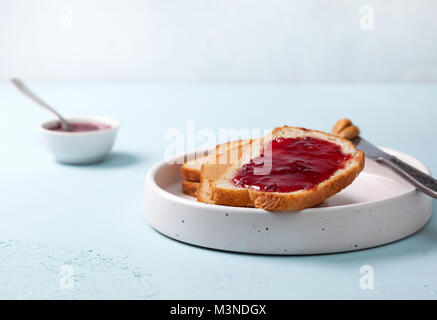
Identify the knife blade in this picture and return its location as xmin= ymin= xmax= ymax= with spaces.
xmin=352 ymin=137 xmax=437 ymax=199
xmin=352 ymin=137 xmax=393 ymax=160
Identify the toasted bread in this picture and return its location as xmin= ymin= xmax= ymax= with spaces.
xmin=181 ymin=139 xmax=250 ymax=182
xmin=197 ymin=139 xmax=257 ymax=204
xmin=197 ymin=165 xmax=231 ymax=204
xmin=181 ymin=152 xmax=216 ymax=182
xmin=181 ymin=180 xmax=200 ymax=197
xmin=196 ymin=140 xmax=252 ymax=203
xmin=211 ymin=126 xmax=365 ymax=211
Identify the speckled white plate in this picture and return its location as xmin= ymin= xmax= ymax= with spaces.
xmin=144 ymin=148 xmax=432 ymax=254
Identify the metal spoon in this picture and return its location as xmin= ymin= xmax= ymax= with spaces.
xmin=11 ymin=78 xmax=72 ymax=131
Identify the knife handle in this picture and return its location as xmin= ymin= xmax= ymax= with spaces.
xmin=378 ymin=156 xmax=437 ymax=199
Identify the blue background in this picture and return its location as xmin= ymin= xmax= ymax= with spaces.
xmin=0 ymin=82 xmax=436 ymax=299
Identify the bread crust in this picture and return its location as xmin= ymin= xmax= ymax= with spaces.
xmin=181 ymin=166 xmax=202 ymax=182
xmin=211 ymin=126 xmax=365 ymax=211
xmin=211 ymin=187 xmax=254 ymax=207
xmin=181 ymin=180 xmax=199 ymax=197
xmin=197 ymin=179 xmax=213 ymax=203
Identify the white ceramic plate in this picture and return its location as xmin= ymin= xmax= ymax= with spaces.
xmin=144 ymin=148 xmax=432 ymax=254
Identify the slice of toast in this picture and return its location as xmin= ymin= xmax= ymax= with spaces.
xmin=197 ymin=164 xmax=231 ymax=204
xmin=211 ymin=126 xmax=365 ymax=211
xmin=181 ymin=151 xmax=217 ymax=182
xmin=181 ymin=180 xmax=199 ymax=197
xmin=197 ymin=140 xmax=256 ymax=204
xmin=181 ymin=139 xmax=250 ymax=182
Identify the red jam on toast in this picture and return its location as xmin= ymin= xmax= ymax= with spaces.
xmin=232 ymin=137 xmax=352 ymax=193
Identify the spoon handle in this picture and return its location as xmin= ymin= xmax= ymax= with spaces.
xmin=11 ymin=78 xmax=71 ymax=131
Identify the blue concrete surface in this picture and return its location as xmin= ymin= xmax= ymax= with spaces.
xmin=0 ymin=82 xmax=436 ymax=299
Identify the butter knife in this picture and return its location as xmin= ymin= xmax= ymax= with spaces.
xmin=352 ymin=137 xmax=437 ymax=199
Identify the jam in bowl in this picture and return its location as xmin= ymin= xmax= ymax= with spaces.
xmin=48 ymin=121 xmax=112 ymax=132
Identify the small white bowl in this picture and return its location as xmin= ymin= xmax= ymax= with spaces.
xmin=40 ymin=116 xmax=119 ymax=164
